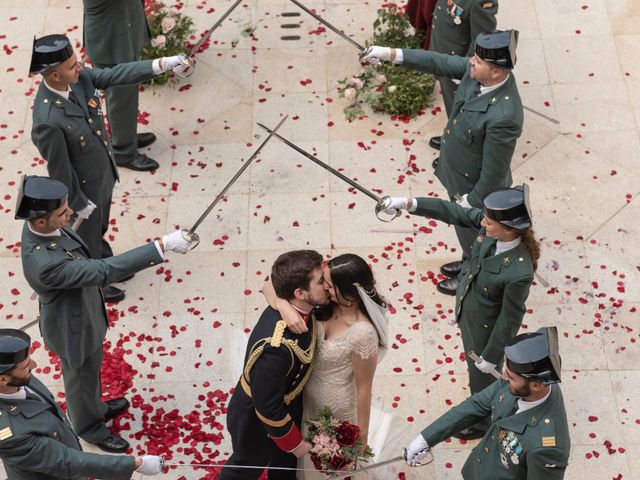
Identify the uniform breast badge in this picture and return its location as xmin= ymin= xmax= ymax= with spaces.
xmin=499 ymin=429 xmax=522 ymax=469
xmin=446 ymin=0 xmax=464 ymax=24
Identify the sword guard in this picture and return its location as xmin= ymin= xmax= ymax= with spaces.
xmin=374 ymin=196 xmax=401 ymax=223
xmin=182 ymin=229 xmax=200 ymax=250
xmin=173 ymin=56 xmax=195 ymax=79
xmin=402 ymin=447 xmax=434 ymax=467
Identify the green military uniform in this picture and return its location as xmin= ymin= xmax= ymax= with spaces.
xmin=31 ymin=60 xmax=156 ymax=260
xmin=421 ymin=380 xmax=570 ymax=479
xmin=401 ymin=50 xmax=523 ymax=258
xmin=413 ymin=198 xmax=533 ymax=396
xmin=83 ymin=0 xmax=150 ymax=166
xmin=0 ymin=376 xmax=135 ymax=480
xmin=20 ymin=223 xmax=163 ymax=443
xmin=430 ymin=0 xmax=498 ymax=115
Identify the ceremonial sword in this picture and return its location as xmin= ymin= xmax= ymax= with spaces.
xmin=468 ymin=351 xmax=502 ymax=380
xmin=288 ymin=0 xmax=365 ymax=51
xmin=181 ymin=115 xmax=288 ymax=247
xmin=174 ymin=0 xmax=243 ymax=78
xmin=256 ymin=122 xmax=401 ymax=222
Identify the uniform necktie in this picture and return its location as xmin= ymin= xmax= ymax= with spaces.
xmin=68 ymin=90 xmax=80 ymax=106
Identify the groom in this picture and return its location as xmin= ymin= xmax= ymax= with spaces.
xmin=221 ymin=250 xmax=330 ymax=480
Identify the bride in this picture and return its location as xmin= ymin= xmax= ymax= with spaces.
xmin=263 ymin=253 xmax=388 ymax=478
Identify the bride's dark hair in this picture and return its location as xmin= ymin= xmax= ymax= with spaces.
xmin=315 ymin=254 xmax=386 ymax=321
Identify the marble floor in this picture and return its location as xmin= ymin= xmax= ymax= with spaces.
xmin=0 ymin=0 xmax=639 ymax=479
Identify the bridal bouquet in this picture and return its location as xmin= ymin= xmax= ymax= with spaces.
xmin=140 ymin=0 xmax=194 ymax=86
xmin=305 ymin=407 xmax=374 ymax=474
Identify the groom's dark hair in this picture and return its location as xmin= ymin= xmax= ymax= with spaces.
xmin=271 ymin=250 xmax=323 ymax=300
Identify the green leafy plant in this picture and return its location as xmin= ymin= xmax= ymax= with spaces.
xmin=337 ymin=4 xmax=435 ymax=121
xmin=140 ymin=1 xmax=195 ymax=86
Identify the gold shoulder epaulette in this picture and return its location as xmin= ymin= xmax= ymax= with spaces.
xmin=270 ymin=320 xmax=287 ymax=348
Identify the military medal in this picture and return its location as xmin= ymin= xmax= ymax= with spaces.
xmin=87 ymin=98 xmax=97 ymax=108
xmin=453 ymin=16 xmax=462 ymax=24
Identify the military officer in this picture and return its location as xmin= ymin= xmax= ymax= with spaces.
xmin=404 ymin=327 xmax=570 ymax=480
xmin=428 ymin=0 xmax=498 ymax=150
xmin=15 ymin=175 xmax=195 ymax=453
xmin=0 ymin=329 xmax=164 ymax=479
xmin=83 ymin=0 xmax=159 ymax=172
xmin=29 ymin=34 xmax=185 ymax=302
xmin=363 ymin=30 xmax=524 ymax=296
xmin=381 ymin=185 xmax=539 ymax=439
xmin=221 ymin=250 xmax=330 ymax=480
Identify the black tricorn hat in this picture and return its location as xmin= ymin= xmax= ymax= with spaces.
xmin=14 ymin=175 xmax=68 ymax=220
xmin=505 ymin=327 xmax=561 ymax=384
xmin=0 ymin=329 xmax=31 ymax=375
xmin=475 ymin=29 xmax=519 ymax=69
xmin=483 ymin=184 xmax=532 ymax=230
xmin=29 ymin=34 xmax=73 ymax=75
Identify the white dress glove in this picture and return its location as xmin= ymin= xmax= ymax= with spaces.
xmin=455 ymin=193 xmax=471 ymax=208
xmin=404 ymin=433 xmax=429 ymax=466
xmin=475 ymin=356 xmax=497 ymax=374
xmin=160 ymin=54 xmax=187 ymax=73
xmin=380 ymin=197 xmax=409 ymax=214
xmin=137 ymin=455 xmax=164 ymax=475
xmin=162 ymin=230 xmax=193 ymax=254
xmin=361 ymin=46 xmax=392 ymax=66
xmin=76 ymin=200 xmax=96 ymax=220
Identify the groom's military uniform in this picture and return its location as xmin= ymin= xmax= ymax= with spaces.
xmin=222 ymin=307 xmax=316 ymax=480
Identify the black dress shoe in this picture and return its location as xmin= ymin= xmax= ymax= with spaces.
xmin=102 ymin=285 xmax=125 ymax=303
xmin=118 ymin=153 xmax=159 ymax=172
xmin=429 ymin=136 xmax=441 ymax=150
xmin=453 ymin=427 xmax=486 ymax=440
xmin=440 ymin=260 xmax=462 ymax=278
xmin=436 ymin=277 xmax=459 ymax=296
xmin=105 ymin=397 xmax=130 ymax=420
xmin=137 ymin=132 xmax=157 ymax=149
xmin=432 ymin=157 xmax=439 ymax=169
xmin=91 ymin=432 xmax=130 ymax=453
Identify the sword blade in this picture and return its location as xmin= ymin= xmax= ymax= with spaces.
xmin=256 ymin=123 xmax=381 ymax=203
xmin=189 ymin=0 xmax=243 ymax=57
xmin=327 ymin=455 xmax=405 ymax=479
xmin=187 ymin=115 xmax=288 ymax=235
xmin=288 ymin=0 xmax=365 ymax=51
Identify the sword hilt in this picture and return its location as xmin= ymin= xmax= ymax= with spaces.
xmin=182 ymin=229 xmax=200 ymax=250
xmin=374 ymin=196 xmax=402 ymax=223
xmin=173 ymin=55 xmax=195 ymax=79
xmin=402 ymin=447 xmax=433 ymax=467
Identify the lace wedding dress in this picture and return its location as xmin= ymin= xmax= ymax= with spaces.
xmin=299 ymin=320 xmax=379 ymax=480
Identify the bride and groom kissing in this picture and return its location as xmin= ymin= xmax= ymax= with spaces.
xmin=220 ymin=250 xmax=388 ymax=480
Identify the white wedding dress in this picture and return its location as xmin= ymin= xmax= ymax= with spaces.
xmin=299 ymin=320 xmax=379 ymax=480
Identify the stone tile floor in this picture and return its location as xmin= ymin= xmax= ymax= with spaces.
xmin=0 ymin=0 xmax=638 ymax=478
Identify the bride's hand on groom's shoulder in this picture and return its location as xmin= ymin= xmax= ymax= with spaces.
xmin=284 ymin=312 xmax=308 ymax=334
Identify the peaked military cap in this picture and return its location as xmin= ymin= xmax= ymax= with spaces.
xmin=14 ymin=175 xmax=68 ymax=220
xmin=0 ymin=329 xmax=30 ymax=374
xmin=505 ymin=326 xmax=561 ymax=384
xmin=29 ymin=34 xmax=73 ymax=75
xmin=475 ymin=30 xmax=519 ymax=69
xmin=483 ymin=184 xmax=532 ymax=230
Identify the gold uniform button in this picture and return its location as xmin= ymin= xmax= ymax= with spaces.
xmin=80 ymin=136 xmax=84 ymax=141
xmin=453 ymin=119 xmax=458 ymax=124
xmin=82 ymin=180 xmax=86 ymax=184
xmin=43 ymin=99 xmax=49 ymax=104
xmin=544 ymin=418 xmax=551 ymax=424
xmin=447 ymin=129 xmax=451 ymax=134
xmin=88 ymin=118 xmax=93 ymax=124
xmin=460 ymin=108 xmax=464 ymax=113
xmin=476 ymin=458 xmax=481 ymax=463
xmin=505 ymin=96 xmax=510 ymax=100
xmin=484 ymin=448 xmax=489 ymax=453
xmin=464 ymin=172 xmax=470 ymax=177
xmin=103 ymin=141 xmax=108 ymax=145
xmin=53 ymin=432 xmax=58 ymax=438
xmin=96 ymin=130 xmax=102 ymax=136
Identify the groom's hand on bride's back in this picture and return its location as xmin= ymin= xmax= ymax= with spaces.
xmin=291 ymin=440 xmax=312 ymax=458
